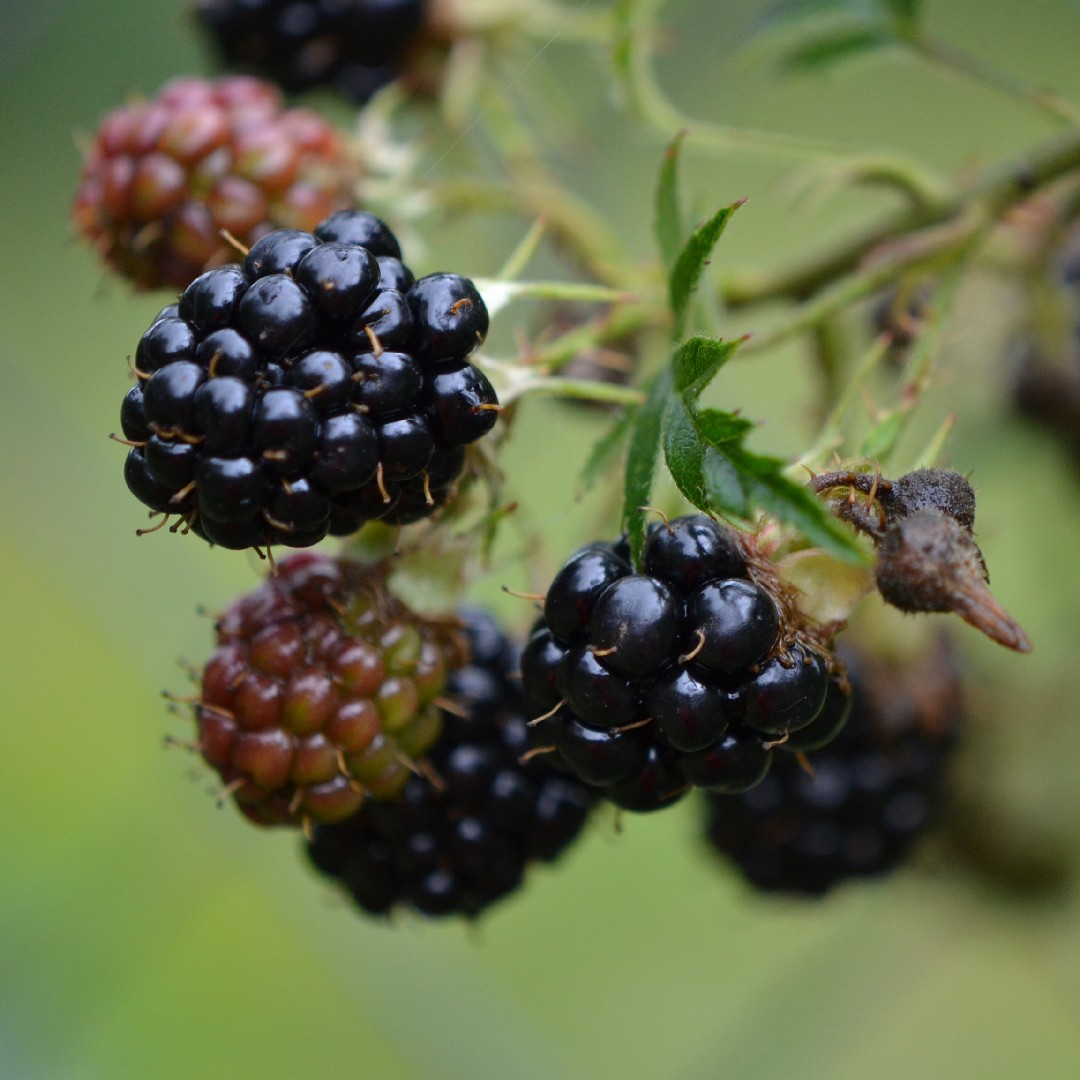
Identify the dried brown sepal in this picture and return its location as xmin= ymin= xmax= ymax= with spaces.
xmin=875 ymin=511 xmax=1031 ymax=653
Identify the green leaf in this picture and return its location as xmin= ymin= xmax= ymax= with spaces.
xmin=579 ymin=407 xmax=635 ymax=494
xmin=859 ymin=409 xmax=905 ymax=461
xmin=660 ymin=393 xmax=866 ymax=562
xmin=622 ymin=369 xmax=672 ymax=566
xmin=781 ymin=26 xmax=894 ymax=72
xmin=725 ymin=442 xmax=865 ymax=556
xmin=669 ymin=201 xmax=743 ymax=340
xmin=662 ymin=396 xmax=708 ymax=508
xmin=654 ymin=133 xmax=685 ymax=271
xmin=671 ymin=335 xmax=742 ymax=399
xmin=695 ymin=408 xmax=756 ymax=445
xmin=703 ymin=449 xmax=751 ymax=518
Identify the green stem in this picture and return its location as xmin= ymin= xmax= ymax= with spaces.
xmin=857 ymin=253 xmax=976 ymax=465
xmin=911 ymin=35 xmax=1080 ymax=128
xmin=475 ymin=279 xmax=638 ymax=312
xmin=721 ymin=124 xmax=1080 ymax=308
xmin=739 ymin=208 xmax=983 ymax=354
xmin=612 ymin=0 xmax=844 ymax=160
xmin=528 ymin=303 xmax=656 ymax=371
xmin=495 ymin=218 xmax=549 ymax=281
xmin=782 ymin=151 xmax=956 ymax=212
xmin=502 ymin=374 xmax=646 ymax=408
xmin=519 ymin=0 xmax=614 ymax=43
xmin=788 ymin=333 xmax=894 ymax=476
xmin=481 ymin=79 xmax=641 ymax=288
xmin=809 ymin=316 xmax=846 ymax=423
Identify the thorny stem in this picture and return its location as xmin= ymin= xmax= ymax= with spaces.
xmin=721 ymin=124 xmax=1080 ymax=309
xmin=739 ymin=208 xmax=984 ymax=354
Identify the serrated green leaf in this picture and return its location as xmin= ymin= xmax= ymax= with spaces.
xmin=622 ymin=369 xmax=672 ymax=567
xmin=703 ymin=448 xmax=751 ymax=518
xmin=671 ymin=335 xmax=742 ymax=399
xmin=859 ymin=409 xmax=905 ymax=461
xmin=660 ymin=392 xmax=864 ymax=561
xmin=669 ymin=201 xmax=743 ymax=341
xmin=695 ymin=408 xmax=755 ymax=445
xmin=726 ymin=444 xmax=865 ymax=557
xmin=654 ymin=134 xmax=685 ymax=271
xmin=662 ymin=396 xmax=708 ymax=508
xmin=781 ymin=26 xmax=894 ymax=72
xmin=579 ymin=407 xmax=635 ymax=494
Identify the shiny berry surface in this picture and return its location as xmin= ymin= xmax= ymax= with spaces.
xmin=408 ymin=273 xmax=490 ymax=359
xmin=520 ymin=517 xmax=844 ymax=811
xmin=117 ymin=213 xmax=499 ymax=549
xmin=305 ymin=610 xmax=596 ymax=917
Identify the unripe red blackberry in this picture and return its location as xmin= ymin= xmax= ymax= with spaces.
xmin=118 ymin=211 xmax=497 ymax=549
xmin=73 ymin=76 xmax=357 ymax=290
xmin=704 ymin=639 xmax=962 ymax=896
xmin=305 ymin=609 xmax=597 ymax=917
xmin=194 ymin=0 xmax=426 ymax=104
xmin=189 ymin=552 xmax=467 ymax=827
xmin=520 ymin=515 xmax=844 ymax=812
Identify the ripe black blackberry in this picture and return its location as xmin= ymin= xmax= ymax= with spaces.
xmin=189 ymin=552 xmax=466 ymax=827
xmin=703 ymin=639 xmax=962 ymax=896
xmin=194 ymin=0 xmax=426 ymax=105
xmin=118 ymin=210 xmax=499 ymax=550
xmin=519 ymin=515 xmax=844 ymax=812
xmin=305 ymin=609 xmax=597 ymax=918
xmin=73 ymin=76 xmax=357 ymax=290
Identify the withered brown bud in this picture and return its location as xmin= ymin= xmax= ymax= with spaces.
xmin=876 ymin=510 xmax=1031 ymax=653
xmin=880 ymin=468 xmax=976 ymax=532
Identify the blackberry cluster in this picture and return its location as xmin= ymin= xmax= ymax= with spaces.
xmin=73 ymin=76 xmax=356 ymax=290
xmin=194 ymin=0 xmax=426 ymax=105
xmin=194 ymin=552 xmax=466 ymax=827
xmin=520 ymin=515 xmax=847 ymax=813
xmin=120 ymin=209 xmax=497 ymax=549
xmin=1011 ymin=339 xmax=1080 ymax=474
xmin=704 ymin=641 xmax=962 ymax=896
xmin=305 ymin=609 xmax=597 ymax=917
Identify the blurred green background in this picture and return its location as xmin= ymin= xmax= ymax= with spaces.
xmin=4 ymin=1 xmax=1080 ymax=1077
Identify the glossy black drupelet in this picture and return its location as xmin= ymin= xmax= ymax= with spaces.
xmin=120 ymin=210 xmax=496 ymax=549
xmin=194 ymin=0 xmax=425 ymax=104
xmin=704 ymin=643 xmax=961 ymax=896
xmin=305 ymin=610 xmax=597 ymax=918
xmin=520 ymin=516 xmax=841 ymax=812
